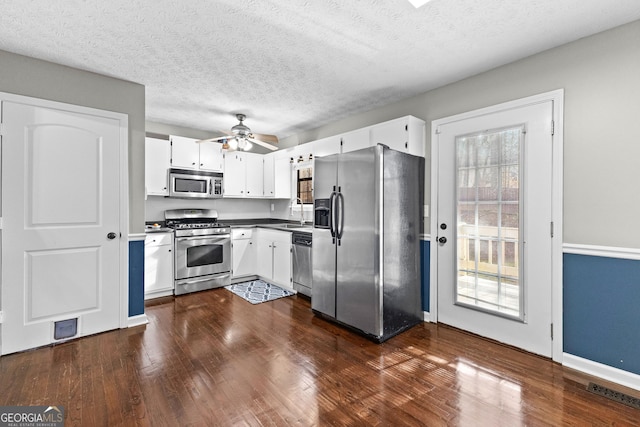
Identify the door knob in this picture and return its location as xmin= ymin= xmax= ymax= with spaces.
xmin=107 ymin=232 xmax=117 ymax=240
xmin=438 ymin=236 xmax=447 ymax=244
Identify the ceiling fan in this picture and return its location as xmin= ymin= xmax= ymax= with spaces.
xmin=198 ymin=114 xmax=278 ymax=151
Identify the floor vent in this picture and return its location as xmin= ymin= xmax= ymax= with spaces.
xmin=587 ymin=382 xmax=640 ymax=410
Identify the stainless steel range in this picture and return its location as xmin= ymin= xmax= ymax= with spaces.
xmin=165 ymin=209 xmax=231 ymax=295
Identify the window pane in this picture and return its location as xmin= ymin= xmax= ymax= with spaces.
xmin=297 ymin=167 xmax=313 ymax=203
xmin=454 ymin=126 xmax=523 ymax=319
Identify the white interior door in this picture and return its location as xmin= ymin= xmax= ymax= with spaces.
xmin=1 ymin=98 xmax=123 ymax=355
xmin=435 ymin=100 xmax=554 ymax=357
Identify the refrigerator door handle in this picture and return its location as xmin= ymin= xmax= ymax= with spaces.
xmin=330 ymin=190 xmax=338 ymax=243
xmin=336 ymin=192 xmax=345 ymax=244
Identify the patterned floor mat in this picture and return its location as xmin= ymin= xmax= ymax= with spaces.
xmin=224 ymin=280 xmax=294 ymax=304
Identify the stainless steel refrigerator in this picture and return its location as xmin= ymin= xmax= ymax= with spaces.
xmin=312 ymin=144 xmax=424 ymax=342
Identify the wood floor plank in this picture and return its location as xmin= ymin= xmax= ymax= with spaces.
xmin=1 ymin=289 xmax=638 ymax=426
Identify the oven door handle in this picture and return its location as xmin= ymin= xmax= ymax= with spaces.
xmin=177 ymin=234 xmax=230 ymax=242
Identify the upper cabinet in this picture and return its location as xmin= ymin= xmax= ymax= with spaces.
xmin=223 ymin=151 xmax=265 ymax=198
xmin=170 ymin=135 xmax=223 ymax=172
xmin=265 ymin=152 xmax=292 ymax=199
xmin=245 ymin=152 xmax=264 ymax=198
xmin=305 ymin=115 xmax=425 ymax=160
xmin=311 ymin=135 xmax=341 ymax=158
xmin=145 ymin=137 xmax=171 ymax=196
xmin=370 ymin=116 xmax=425 ymax=158
xmin=223 ymin=152 xmax=247 ymax=197
xmin=199 ymin=140 xmax=224 ymax=172
xmin=340 ymin=128 xmax=371 ymax=154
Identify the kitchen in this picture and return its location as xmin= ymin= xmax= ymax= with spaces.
xmin=1 ymin=1 xmax=640 ymax=424
xmin=143 ymin=115 xmax=426 ymax=343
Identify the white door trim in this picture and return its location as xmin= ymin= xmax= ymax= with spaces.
xmin=0 ymin=91 xmax=130 ymax=344
xmin=430 ymin=89 xmax=564 ymax=363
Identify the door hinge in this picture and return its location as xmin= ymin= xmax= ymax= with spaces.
xmin=405 ymin=124 xmax=408 ymax=131
xmin=550 ymin=221 xmax=554 ymax=238
xmin=550 ymin=323 xmax=554 ymax=340
xmin=340 ymin=138 xmax=343 ymax=146
xmin=0 ymin=311 xmax=4 ymax=324
xmin=435 ymin=127 xmax=441 ymax=135
xmin=0 ymin=123 xmax=4 ymax=136
xmin=551 ymin=120 xmax=555 ymax=136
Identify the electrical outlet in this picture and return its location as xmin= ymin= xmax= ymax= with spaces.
xmin=271 ymin=203 xmax=274 ymax=212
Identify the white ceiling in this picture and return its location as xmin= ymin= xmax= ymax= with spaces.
xmin=1 ymin=0 xmax=640 ymax=141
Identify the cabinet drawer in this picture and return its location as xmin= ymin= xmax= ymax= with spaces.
xmin=232 ymin=228 xmax=254 ymax=240
xmin=145 ymin=232 xmax=173 ymax=247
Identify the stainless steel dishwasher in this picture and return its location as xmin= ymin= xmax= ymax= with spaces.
xmin=292 ymin=231 xmax=312 ymax=297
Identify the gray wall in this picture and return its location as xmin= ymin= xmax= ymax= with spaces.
xmin=283 ymin=20 xmax=640 ymax=248
xmin=0 ymin=49 xmax=146 ymax=233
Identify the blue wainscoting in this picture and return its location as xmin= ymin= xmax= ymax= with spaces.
xmin=421 ymin=239 xmax=430 ymax=312
xmin=563 ymin=253 xmax=640 ymax=376
xmin=128 ymin=239 xmax=145 ymax=317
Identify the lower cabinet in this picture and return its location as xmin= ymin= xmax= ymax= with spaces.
xmin=231 ymin=228 xmax=256 ymax=278
xmin=144 ymin=232 xmax=174 ymax=299
xmin=231 ymin=227 xmax=293 ymax=290
xmin=255 ymin=229 xmax=293 ymax=289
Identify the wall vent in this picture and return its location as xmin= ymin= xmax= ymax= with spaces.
xmin=587 ymin=382 xmax=640 ymax=410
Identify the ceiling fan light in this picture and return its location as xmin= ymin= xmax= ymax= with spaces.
xmin=229 ymin=138 xmax=238 ymax=150
xmin=243 ymin=140 xmax=253 ymax=151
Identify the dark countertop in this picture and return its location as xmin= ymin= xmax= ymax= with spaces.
xmin=144 ymin=219 xmax=313 ymax=234
xmin=224 ymin=218 xmax=313 ymax=234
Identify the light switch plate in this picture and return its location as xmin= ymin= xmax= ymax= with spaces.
xmin=423 ymin=205 xmax=429 ymax=217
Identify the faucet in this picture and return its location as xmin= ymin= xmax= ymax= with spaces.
xmin=292 ymin=197 xmax=305 ymax=225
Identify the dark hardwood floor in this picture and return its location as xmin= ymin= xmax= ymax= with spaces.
xmin=1 ymin=289 xmax=638 ymax=426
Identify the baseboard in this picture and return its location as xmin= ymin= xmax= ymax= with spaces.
xmin=127 ymin=314 xmax=149 ymax=328
xmin=422 ymin=311 xmax=431 ymax=322
xmin=563 ymin=353 xmax=640 ymax=392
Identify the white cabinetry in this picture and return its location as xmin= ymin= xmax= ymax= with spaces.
xmin=199 ymin=141 xmax=224 ymax=172
xmin=263 ymin=153 xmax=276 ymax=197
xmin=274 ymin=156 xmax=292 ymax=199
xmin=370 ymin=116 xmax=425 ymax=158
xmin=256 ymin=229 xmax=292 ymax=290
xmin=340 ymin=128 xmax=371 ymax=154
xmin=145 ymin=137 xmax=171 ymax=196
xmin=245 ymin=152 xmax=264 ymax=197
xmin=264 ymin=153 xmax=293 ymax=199
xmin=144 ymin=232 xmax=174 ymax=299
xmin=312 ymin=135 xmax=341 ymax=158
xmin=232 ymin=228 xmax=255 ymax=279
xmin=224 ymin=152 xmax=265 ymax=198
xmin=223 ymin=152 xmax=246 ymax=197
xmin=170 ymin=135 xmax=223 ymax=172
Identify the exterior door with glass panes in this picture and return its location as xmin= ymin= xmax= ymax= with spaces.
xmin=435 ymin=100 xmax=554 ymax=357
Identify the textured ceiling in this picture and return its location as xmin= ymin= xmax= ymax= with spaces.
xmin=1 ymin=0 xmax=640 ymax=143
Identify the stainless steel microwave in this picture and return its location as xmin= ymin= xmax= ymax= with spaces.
xmin=169 ymin=169 xmax=223 ymax=199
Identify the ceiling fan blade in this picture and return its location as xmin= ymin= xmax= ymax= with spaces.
xmin=250 ymin=133 xmax=279 ymax=144
xmin=196 ymin=135 xmax=229 ymax=143
xmin=247 ymin=137 xmax=278 ymax=151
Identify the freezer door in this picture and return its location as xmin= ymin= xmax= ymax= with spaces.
xmin=311 ymin=155 xmax=338 ymax=317
xmin=336 ymin=146 xmax=382 ymax=336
